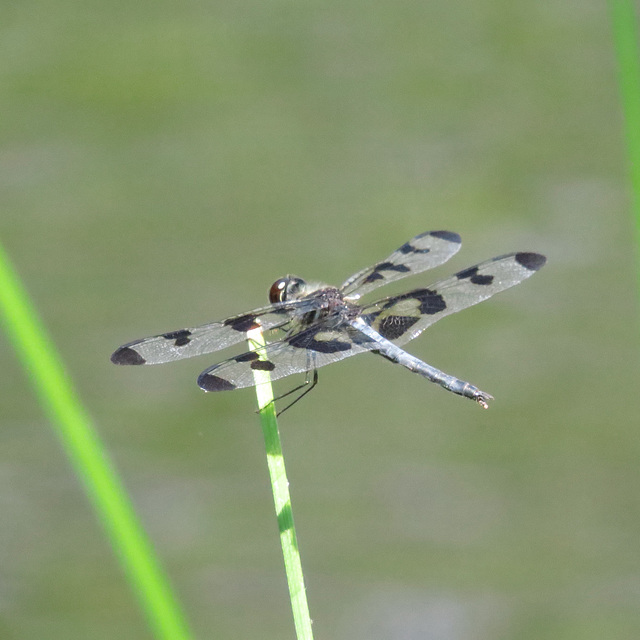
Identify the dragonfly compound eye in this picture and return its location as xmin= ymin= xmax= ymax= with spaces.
xmin=269 ymin=276 xmax=306 ymax=303
xmin=269 ymin=278 xmax=289 ymax=304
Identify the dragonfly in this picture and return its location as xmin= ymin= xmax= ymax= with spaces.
xmin=111 ymin=231 xmax=545 ymax=411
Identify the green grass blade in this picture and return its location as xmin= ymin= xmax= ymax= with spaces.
xmin=0 ymin=240 xmax=192 ymax=640
xmin=247 ymin=327 xmax=314 ymax=640
xmin=609 ymin=0 xmax=640 ymax=284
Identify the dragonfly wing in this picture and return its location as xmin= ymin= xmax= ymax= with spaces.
xmin=360 ymin=252 xmax=546 ymax=345
xmin=110 ymin=300 xmax=318 ymax=365
xmin=340 ymin=230 xmax=462 ymax=299
xmin=197 ymin=323 xmax=378 ymax=391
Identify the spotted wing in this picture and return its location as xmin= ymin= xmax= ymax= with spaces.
xmin=197 ymin=323 xmax=379 ymax=392
xmin=110 ymin=300 xmax=320 ymax=366
xmin=360 ymin=252 xmax=546 ymax=345
xmin=339 ymin=230 xmax=462 ymax=299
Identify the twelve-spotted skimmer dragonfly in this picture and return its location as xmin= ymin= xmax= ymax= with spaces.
xmin=111 ymin=231 xmax=545 ymax=410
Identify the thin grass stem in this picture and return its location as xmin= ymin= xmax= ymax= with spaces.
xmin=247 ymin=326 xmax=314 ymax=640
xmin=0 ymin=240 xmax=192 ymax=640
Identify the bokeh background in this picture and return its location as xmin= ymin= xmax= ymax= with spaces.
xmin=2 ymin=1 xmax=640 ymax=638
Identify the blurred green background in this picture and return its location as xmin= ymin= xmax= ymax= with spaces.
xmin=2 ymin=1 xmax=639 ymax=638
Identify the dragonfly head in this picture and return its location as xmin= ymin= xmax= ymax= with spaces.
xmin=269 ymin=275 xmax=308 ymax=303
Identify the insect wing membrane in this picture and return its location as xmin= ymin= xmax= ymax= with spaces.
xmin=340 ymin=230 xmax=462 ymax=298
xmin=111 ymin=300 xmax=318 ymax=365
xmin=361 ymin=252 xmax=546 ymax=345
xmin=197 ymin=324 xmax=379 ymax=392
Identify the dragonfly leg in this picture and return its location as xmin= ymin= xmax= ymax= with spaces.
xmin=255 ymin=369 xmax=319 ymax=416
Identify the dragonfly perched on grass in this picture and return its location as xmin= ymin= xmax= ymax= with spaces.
xmin=111 ymin=231 xmax=545 ymax=411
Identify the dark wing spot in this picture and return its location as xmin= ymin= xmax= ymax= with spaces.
xmin=382 ymin=288 xmax=446 ymax=315
xmin=377 ymin=315 xmax=420 ymax=340
xmin=398 ymin=241 xmax=434 ymax=255
xmin=429 ymin=230 xmax=461 ymax=244
xmin=415 ymin=288 xmax=447 ymax=314
xmin=224 ymin=314 xmax=260 ymax=332
xmin=162 ymin=329 xmax=192 ymax=346
xmin=234 ymin=352 xmax=260 ymax=362
xmin=111 ymin=346 xmax=146 ymax=365
xmin=198 ymin=373 xmax=236 ymax=392
xmin=363 ymin=272 xmax=385 ymax=284
xmin=376 ymin=261 xmax=411 ymax=273
xmin=398 ymin=241 xmax=418 ymax=254
xmin=455 ymin=266 xmax=493 ymax=286
xmin=288 ymin=331 xmax=351 ymax=353
xmin=516 ymin=252 xmax=547 ymax=271
xmin=471 ymin=274 xmax=493 ymax=285
xmin=363 ymin=261 xmax=411 ymax=284
xmin=456 ymin=266 xmax=478 ymax=280
xmin=250 ymin=359 xmax=276 ymax=371
xmin=308 ymin=339 xmax=352 ymax=353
